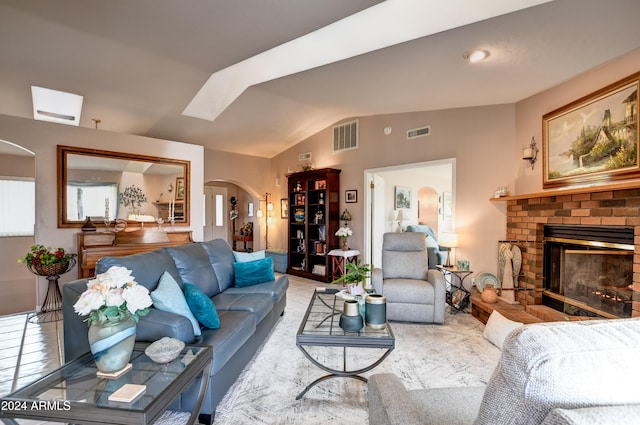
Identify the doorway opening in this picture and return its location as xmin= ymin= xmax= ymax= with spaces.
xmin=364 ymin=159 xmax=455 ymax=268
xmin=203 ymin=181 xmax=262 ymax=251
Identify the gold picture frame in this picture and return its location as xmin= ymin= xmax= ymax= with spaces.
xmin=543 ymin=72 xmax=639 ymax=188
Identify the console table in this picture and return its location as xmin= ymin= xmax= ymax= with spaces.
xmin=77 ymin=230 xmax=193 ymax=279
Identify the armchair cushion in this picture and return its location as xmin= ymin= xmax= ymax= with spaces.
xmin=381 ymin=233 xmax=428 ymax=280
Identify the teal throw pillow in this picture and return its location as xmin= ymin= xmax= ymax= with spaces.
xmin=233 ymin=257 xmax=275 ymax=288
xmin=150 ymin=271 xmax=201 ymax=337
xmin=183 ymin=283 xmax=220 ymax=329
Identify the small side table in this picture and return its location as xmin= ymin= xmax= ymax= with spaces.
xmin=328 ymin=249 xmax=360 ymax=281
xmin=436 ymin=265 xmax=473 ymax=313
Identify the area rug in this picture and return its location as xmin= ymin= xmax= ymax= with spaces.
xmin=213 ymin=277 xmax=500 ymax=424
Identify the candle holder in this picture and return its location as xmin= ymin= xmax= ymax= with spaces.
xmin=169 ymin=216 xmax=175 ymax=230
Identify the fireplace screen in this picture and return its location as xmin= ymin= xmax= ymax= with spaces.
xmin=545 ymin=244 xmax=633 ymax=318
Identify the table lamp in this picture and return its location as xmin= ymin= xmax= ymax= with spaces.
xmin=439 ymin=232 xmax=459 ymax=267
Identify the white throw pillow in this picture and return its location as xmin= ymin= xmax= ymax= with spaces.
xmin=483 ymin=310 xmax=524 ymax=349
xmin=233 ymin=250 xmax=265 ymax=262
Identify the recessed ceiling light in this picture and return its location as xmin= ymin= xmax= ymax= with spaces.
xmin=463 ymin=49 xmax=490 ymax=63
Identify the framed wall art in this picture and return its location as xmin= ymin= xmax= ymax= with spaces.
xmin=394 ymin=186 xmax=411 ymax=210
xmin=543 ymin=71 xmax=639 ymax=188
xmin=175 ymin=177 xmax=185 ymax=200
xmin=345 ymin=190 xmax=357 ymax=203
xmin=281 ymin=198 xmax=288 ymax=219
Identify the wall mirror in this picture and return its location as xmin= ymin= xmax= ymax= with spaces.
xmin=57 ymin=145 xmax=190 ymax=228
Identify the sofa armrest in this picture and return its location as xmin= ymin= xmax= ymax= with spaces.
xmin=368 ymin=373 xmax=423 ymax=425
xmin=427 ymin=269 xmax=447 ymax=324
xmin=541 ymin=405 xmax=640 ymax=425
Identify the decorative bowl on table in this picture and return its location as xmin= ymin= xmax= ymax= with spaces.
xmin=145 ymin=337 xmax=185 ymax=364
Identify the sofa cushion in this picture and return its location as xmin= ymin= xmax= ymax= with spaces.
xmin=475 ymin=318 xmax=640 ymax=425
xmin=199 ymin=310 xmax=257 ymax=374
xmin=233 ymin=250 xmax=265 ymax=262
xmin=483 ymin=310 xmax=523 ymax=350
xmin=97 ymin=250 xmax=182 ymax=292
xmin=381 ymin=278 xmax=435 ymax=304
xmin=183 ymin=283 xmax=220 ymax=329
xmin=166 ymin=244 xmax=220 ymax=297
xmin=151 ymin=271 xmax=201 ymax=337
xmin=201 ymin=239 xmax=236 ymax=292
xmin=224 ymin=275 xmax=289 ymax=305
xmin=212 ymin=293 xmax=273 ymax=323
xmin=233 ymin=257 xmax=275 ymax=287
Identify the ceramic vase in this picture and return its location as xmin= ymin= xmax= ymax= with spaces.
xmin=480 ymin=284 xmax=499 ymax=304
xmin=365 ymin=294 xmax=387 ymax=329
xmin=341 ymin=238 xmax=349 ymax=251
xmin=88 ymin=314 xmax=137 ymax=373
xmin=339 ymin=299 xmax=363 ymax=332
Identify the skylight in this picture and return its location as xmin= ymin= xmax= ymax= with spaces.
xmin=31 ymin=86 xmax=83 ymax=126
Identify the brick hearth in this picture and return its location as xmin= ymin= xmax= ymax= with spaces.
xmin=496 ymin=183 xmax=640 ymax=318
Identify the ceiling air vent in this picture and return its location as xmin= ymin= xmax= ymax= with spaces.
xmin=333 ymin=120 xmax=359 ymax=152
xmin=299 ymin=152 xmax=312 ymax=161
xmin=407 ymin=126 xmax=430 ymax=140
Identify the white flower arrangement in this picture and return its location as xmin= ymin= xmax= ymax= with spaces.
xmin=73 ymin=266 xmax=152 ymax=326
xmin=335 ymin=226 xmax=353 ymax=239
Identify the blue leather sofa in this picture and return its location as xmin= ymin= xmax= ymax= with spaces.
xmin=62 ymin=238 xmax=288 ymax=422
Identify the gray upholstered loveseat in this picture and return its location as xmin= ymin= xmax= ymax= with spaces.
xmin=368 ymin=317 xmax=640 ymax=424
xmin=62 ymin=239 xmax=288 ymax=422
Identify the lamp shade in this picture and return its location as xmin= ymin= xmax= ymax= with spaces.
xmin=439 ymin=232 xmax=459 ymax=248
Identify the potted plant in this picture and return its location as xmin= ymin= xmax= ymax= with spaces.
xmin=332 ymin=260 xmax=371 ymax=295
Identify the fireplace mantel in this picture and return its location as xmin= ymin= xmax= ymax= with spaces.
xmin=490 ymin=181 xmax=640 ymax=203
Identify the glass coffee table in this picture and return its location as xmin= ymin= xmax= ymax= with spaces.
xmin=295 ymin=287 xmax=395 ymax=400
xmin=0 ymin=342 xmax=212 ymax=425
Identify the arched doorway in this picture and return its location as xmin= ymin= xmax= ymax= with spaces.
xmin=0 ymin=140 xmax=36 ymax=315
xmin=203 ymin=181 xmax=263 ymax=251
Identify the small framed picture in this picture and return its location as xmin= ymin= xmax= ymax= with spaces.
xmin=345 ymin=190 xmax=357 ymax=203
xmin=281 ymin=198 xmax=288 ymax=219
xmin=175 ymin=177 xmax=185 ymax=200
xmin=394 ymin=186 xmax=411 ymax=210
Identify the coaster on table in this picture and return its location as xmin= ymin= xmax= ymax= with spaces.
xmin=108 ymin=383 xmax=146 ymax=403
xmin=96 ymin=363 xmax=132 ymax=379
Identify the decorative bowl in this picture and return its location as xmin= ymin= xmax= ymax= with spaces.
xmin=145 ymin=337 xmax=185 ymax=364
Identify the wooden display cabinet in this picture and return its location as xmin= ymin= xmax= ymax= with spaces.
xmin=286 ymin=168 xmax=340 ymax=282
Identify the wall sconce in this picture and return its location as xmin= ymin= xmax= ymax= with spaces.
xmin=522 ymin=137 xmax=539 ymax=170
xmin=439 ymin=232 xmax=459 ymax=268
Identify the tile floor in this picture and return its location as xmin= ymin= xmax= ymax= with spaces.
xmin=0 ymin=312 xmax=64 ymax=424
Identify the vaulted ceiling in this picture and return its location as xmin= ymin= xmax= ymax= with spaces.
xmin=1 ymin=0 xmax=639 ymax=158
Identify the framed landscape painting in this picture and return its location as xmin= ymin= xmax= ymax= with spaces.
xmin=543 ymin=72 xmax=639 ymax=188
xmin=394 ymin=186 xmax=411 ymax=210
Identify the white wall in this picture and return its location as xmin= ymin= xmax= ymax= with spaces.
xmin=0 ymin=114 xmax=204 ymax=309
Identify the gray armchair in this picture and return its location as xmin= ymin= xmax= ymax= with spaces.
xmin=371 ymin=232 xmax=446 ymax=324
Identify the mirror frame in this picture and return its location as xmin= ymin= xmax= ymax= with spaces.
xmin=57 ymin=145 xmax=190 ymax=228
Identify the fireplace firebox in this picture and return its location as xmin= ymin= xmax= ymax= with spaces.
xmin=543 ymin=225 xmax=634 ymax=318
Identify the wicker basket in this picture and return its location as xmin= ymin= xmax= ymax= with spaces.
xmin=30 ymin=261 xmax=70 ymax=276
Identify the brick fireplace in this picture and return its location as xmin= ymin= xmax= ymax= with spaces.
xmin=500 ymin=183 xmax=640 ymax=318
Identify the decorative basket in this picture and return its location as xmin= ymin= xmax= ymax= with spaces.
xmin=26 ymin=255 xmax=76 ymax=277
